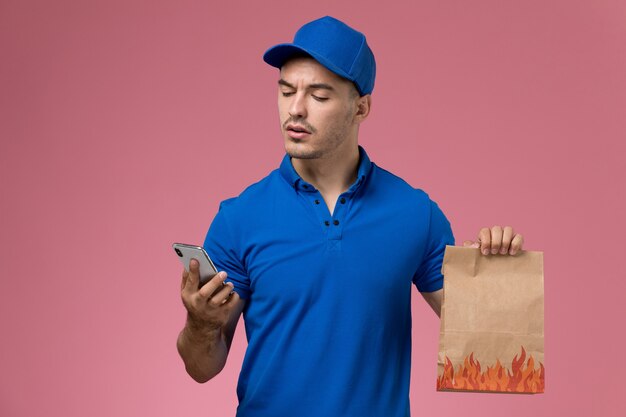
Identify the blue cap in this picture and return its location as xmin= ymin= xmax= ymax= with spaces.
xmin=263 ymin=16 xmax=376 ymax=96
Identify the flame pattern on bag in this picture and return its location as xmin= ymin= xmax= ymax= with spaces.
xmin=437 ymin=346 xmax=545 ymax=393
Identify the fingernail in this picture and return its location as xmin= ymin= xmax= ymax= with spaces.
xmin=482 ymin=249 xmax=489 ymax=255
xmin=491 ymin=248 xmax=498 ymax=254
xmin=500 ymin=247 xmax=507 ymax=254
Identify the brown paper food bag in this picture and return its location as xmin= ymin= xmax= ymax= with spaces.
xmin=436 ymin=246 xmax=544 ymax=394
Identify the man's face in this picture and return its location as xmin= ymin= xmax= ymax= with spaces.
xmin=278 ymin=57 xmax=361 ymax=159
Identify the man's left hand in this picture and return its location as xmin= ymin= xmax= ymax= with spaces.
xmin=463 ymin=226 xmax=524 ymax=256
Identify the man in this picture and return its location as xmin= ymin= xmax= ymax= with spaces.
xmin=177 ymin=16 xmax=524 ymax=417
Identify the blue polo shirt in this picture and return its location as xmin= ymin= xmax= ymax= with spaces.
xmin=203 ymin=146 xmax=454 ymax=417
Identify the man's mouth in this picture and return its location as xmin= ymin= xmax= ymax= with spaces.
xmin=286 ymin=123 xmax=312 ymax=139
xmin=286 ymin=124 xmax=311 ymax=134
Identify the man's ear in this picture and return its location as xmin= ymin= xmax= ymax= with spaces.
xmin=355 ymin=94 xmax=372 ymax=121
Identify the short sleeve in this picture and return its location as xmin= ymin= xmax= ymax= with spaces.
xmin=412 ymin=198 xmax=455 ymax=292
xmin=202 ymin=200 xmax=251 ymax=299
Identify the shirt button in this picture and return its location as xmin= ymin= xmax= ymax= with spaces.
xmin=333 ymin=220 xmax=339 ymax=226
xmin=324 ymin=220 xmax=330 ymax=226
xmin=314 ymin=199 xmax=320 ymax=204
xmin=340 ymin=197 xmax=346 ymax=204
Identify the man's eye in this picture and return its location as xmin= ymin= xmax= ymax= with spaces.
xmin=281 ymin=91 xmax=295 ymax=97
xmin=313 ymin=95 xmax=329 ymax=102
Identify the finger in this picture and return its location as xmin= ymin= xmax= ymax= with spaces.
xmin=181 ymin=262 xmax=198 ymax=297
xmin=184 ymin=258 xmax=200 ymax=293
xmin=181 ymin=268 xmax=189 ymax=291
xmin=490 ymin=226 xmax=503 ymax=255
xmin=500 ymin=226 xmax=514 ymax=254
xmin=198 ymin=271 xmax=228 ymax=299
xmin=223 ymin=289 xmax=241 ymax=307
xmin=478 ymin=227 xmax=491 ymax=255
xmin=207 ymin=282 xmax=235 ymax=306
xmin=509 ymin=234 xmax=524 ymax=255
xmin=463 ymin=240 xmax=480 ymax=248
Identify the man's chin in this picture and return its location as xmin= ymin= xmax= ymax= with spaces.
xmin=284 ymin=141 xmax=321 ymax=160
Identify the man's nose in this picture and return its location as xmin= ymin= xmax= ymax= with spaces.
xmin=288 ymin=93 xmax=307 ymax=119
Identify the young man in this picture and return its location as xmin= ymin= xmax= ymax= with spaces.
xmin=177 ymin=16 xmax=524 ymax=417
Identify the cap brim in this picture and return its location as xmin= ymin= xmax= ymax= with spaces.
xmin=263 ymin=43 xmax=355 ymax=90
xmin=263 ymin=43 xmax=309 ymax=68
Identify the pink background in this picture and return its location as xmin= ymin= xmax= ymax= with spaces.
xmin=1 ymin=0 xmax=624 ymax=416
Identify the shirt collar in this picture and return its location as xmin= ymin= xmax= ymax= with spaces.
xmin=279 ymin=145 xmax=373 ymax=192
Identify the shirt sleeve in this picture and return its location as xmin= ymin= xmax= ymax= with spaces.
xmin=412 ymin=198 xmax=455 ymax=292
xmin=202 ymin=199 xmax=251 ymax=299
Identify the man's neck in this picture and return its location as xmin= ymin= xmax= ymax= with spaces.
xmin=291 ymin=145 xmax=360 ymax=196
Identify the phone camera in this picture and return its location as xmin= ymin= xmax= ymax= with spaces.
xmin=175 ymin=248 xmax=183 ymax=257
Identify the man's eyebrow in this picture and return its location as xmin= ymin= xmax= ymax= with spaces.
xmin=278 ymin=79 xmax=295 ymax=88
xmin=278 ymin=79 xmax=335 ymax=91
xmin=308 ymin=83 xmax=334 ymax=91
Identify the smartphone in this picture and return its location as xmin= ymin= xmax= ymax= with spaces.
xmin=173 ymin=243 xmax=218 ymax=286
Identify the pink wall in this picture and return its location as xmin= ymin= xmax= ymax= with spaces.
xmin=1 ymin=0 xmax=624 ymax=416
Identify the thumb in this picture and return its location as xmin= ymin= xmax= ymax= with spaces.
xmin=463 ymin=240 xmax=480 ymax=248
xmin=183 ymin=258 xmax=199 ymax=292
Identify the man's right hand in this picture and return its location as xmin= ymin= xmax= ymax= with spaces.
xmin=177 ymin=258 xmax=245 ymax=382
xmin=180 ymin=259 xmax=240 ymax=333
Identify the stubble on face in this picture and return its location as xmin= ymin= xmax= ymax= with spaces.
xmin=283 ymin=113 xmax=351 ymax=160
